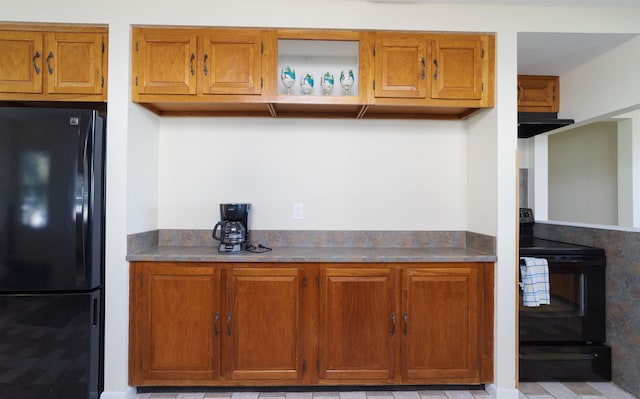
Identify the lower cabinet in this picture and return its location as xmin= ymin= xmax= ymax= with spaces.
xmin=224 ymin=267 xmax=304 ymax=381
xmin=401 ymin=267 xmax=481 ymax=382
xmin=131 ymin=262 xmax=220 ymax=382
xmin=319 ymin=267 xmax=397 ymax=381
xmin=129 ymin=262 xmax=304 ymax=385
xmin=318 ymin=265 xmax=488 ymax=384
xmin=129 ymin=261 xmax=493 ymax=386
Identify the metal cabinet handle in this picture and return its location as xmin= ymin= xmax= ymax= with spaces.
xmin=403 ymin=312 xmax=408 ymax=335
xmin=190 ymin=53 xmax=195 ymax=76
xmin=390 ymin=313 xmax=396 ymax=336
xmin=420 ymin=57 xmax=426 ymax=80
xmin=32 ymin=51 xmax=41 ymax=74
xmin=227 ymin=313 xmax=232 ymax=336
xmin=214 ymin=312 xmax=219 ymax=335
xmin=203 ymin=54 xmax=208 ymax=76
xmin=433 ymin=58 xmax=438 ymax=80
xmin=46 ymin=51 xmax=54 ymax=74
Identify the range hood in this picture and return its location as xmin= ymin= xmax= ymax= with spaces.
xmin=518 ymin=112 xmax=574 ymax=138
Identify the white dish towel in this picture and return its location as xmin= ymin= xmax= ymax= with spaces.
xmin=519 ymin=257 xmax=550 ymax=307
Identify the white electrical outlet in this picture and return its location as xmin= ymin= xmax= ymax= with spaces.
xmin=293 ymin=203 xmax=304 ymax=220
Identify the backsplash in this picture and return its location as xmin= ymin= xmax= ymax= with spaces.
xmin=128 ymin=229 xmax=495 ymax=255
xmin=534 ymin=223 xmax=640 ymax=398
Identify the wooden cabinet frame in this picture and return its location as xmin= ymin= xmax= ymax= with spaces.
xmin=129 ymin=261 xmax=494 ymax=387
xmin=518 ymin=75 xmax=559 ymax=112
xmin=0 ymin=23 xmax=108 ymax=102
xmin=131 ymin=26 xmax=495 ymax=120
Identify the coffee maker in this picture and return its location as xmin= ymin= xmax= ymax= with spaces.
xmin=212 ymin=203 xmax=250 ymax=253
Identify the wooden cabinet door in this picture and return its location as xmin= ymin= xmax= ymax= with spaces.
xmin=518 ymin=75 xmax=559 ymax=112
xmin=133 ymin=28 xmax=197 ymax=95
xmin=224 ymin=267 xmax=303 ymax=381
xmin=431 ymin=36 xmax=483 ymax=100
xmin=200 ymin=30 xmax=262 ymax=95
xmin=45 ymin=32 xmax=104 ymax=95
xmin=319 ymin=267 xmax=397 ymax=381
xmin=402 ymin=266 xmax=480 ymax=381
xmin=134 ymin=262 xmax=220 ymax=381
xmin=374 ymin=33 xmax=428 ymax=99
xmin=0 ymin=31 xmax=44 ymax=93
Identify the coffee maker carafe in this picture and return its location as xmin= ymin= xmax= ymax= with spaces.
xmin=212 ymin=203 xmax=250 ymax=253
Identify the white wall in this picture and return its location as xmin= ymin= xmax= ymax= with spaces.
xmin=561 ymin=36 xmax=640 ymax=124
xmin=618 ymin=118 xmax=633 ymax=226
xmin=521 ymin=35 xmax=640 ymax=224
xmin=2 ymin=1 xmax=640 ymax=399
xmin=158 ymin=118 xmax=468 ymax=231
xmin=548 ymin=122 xmax=619 ymax=225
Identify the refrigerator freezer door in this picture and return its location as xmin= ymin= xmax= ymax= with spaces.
xmin=0 ymin=290 xmax=102 ymax=399
xmin=0 ymin=108 xmax=104 ymax=292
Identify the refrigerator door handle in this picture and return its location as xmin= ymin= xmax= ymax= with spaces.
xmin=75 ymin=123 xmax=90 ymax=287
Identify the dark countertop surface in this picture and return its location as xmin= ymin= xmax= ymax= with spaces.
xmin=126 ymin=245 xmax=497 ymax=263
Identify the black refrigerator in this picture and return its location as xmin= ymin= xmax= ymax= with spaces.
xmin=0 ymin=107 xmax=105 ymax=399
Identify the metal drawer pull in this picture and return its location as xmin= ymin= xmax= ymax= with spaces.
xmin=32 ymin=51 xmax=41 ymax=74
xmin=203 ymin=54 xmax=208 ymax=76
xmin=46 ymin=51 xmax=54 ymax=74
xmin=433 ymin=58 xmax=438 ymax=80
xmin=214 ymin=312 xmax=219 ymax=335
xmin=190 ymin=53 xmax=195 ymax=76
xmin=420 ymin=57 xmax=426 ymax=80
xmin=403 ymin=312 xmax=408 ymax=335
xmin=227 ymin=313 xmax=232 ymax=336
xmin=390 ymin=313 xmax=396 ymax=336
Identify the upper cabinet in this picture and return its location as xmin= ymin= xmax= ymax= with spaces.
xmin=517 ymin=75 xmax=559 ymax=113
xmin=133 ymin=28 xmax=198 ymax=96
xmin=367 ymin=32 xmax=493 ymax=119
xmin=200 ymin=30 xmax=264 ymax=96
xmin=373 ymin=33 xmax=428 ymax=99
xmin=431 ymin=35 xmax=484 ymax=101
xmin=131 ymin=26 xmax=495 ymax=119
xmin=132 ymin=28 xmax=267 ymax=99
xmin=0 ymin=23 xmax=108 ymax=102
xmin=132 ymin=27 xmax=273 ymax=116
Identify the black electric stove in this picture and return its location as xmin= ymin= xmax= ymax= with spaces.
xmin=518 ymin=208 xmax=611 ymax=382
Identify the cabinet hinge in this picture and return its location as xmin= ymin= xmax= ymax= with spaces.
xmin=101 ymin=41 xmax=105 ymax=53
xmin=482 ymin=48 xmax=485 ymax=59
xmin=302 ymin=360 xmax=306 ymax=372
xmin=101 ymin=76 xmax=104 ymax=88
xmin=482 ymin=82 xmax=484 ymax=92
xmin=303 ymin=276 xmax=307 ymax=287
xmin=261 ymin=42 xmax=264 ymax=54
xmin=261 ymin=77 xmax=263 ymax=89
xmin=373 ymin=45 xmax=376 ymax=56
xmin=135 ymin=41 xmax=138 ymax=52
xmin=135 ymin=76 xmax=138 ymax=86
xmin=317 ymin=275 xmax=320 ymax=287
xmin=373 ymin=80 xmax=375 ymax=91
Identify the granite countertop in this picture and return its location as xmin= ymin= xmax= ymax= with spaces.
xmin=126 ymin=245 xmax=497 ymax=263
xmin=126 ymin=229 xmax=497 ymax=263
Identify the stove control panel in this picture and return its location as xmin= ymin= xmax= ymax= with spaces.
xmin=519 ymin=207 xmax=535 ymax=224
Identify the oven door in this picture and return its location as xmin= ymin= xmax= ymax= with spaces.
xmin=519 ymin=256 xmax=606 ymax=343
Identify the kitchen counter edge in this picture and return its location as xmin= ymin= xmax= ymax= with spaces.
xmin=126 ymin=246 xmax=497 ymax=263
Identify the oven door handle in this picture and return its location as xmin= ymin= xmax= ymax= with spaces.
xmin=520 ymin=352 xmax=600 ymax=361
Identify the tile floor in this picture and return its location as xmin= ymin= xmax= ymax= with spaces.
xmin=135 ymin=382 xmax=638 ymax=399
